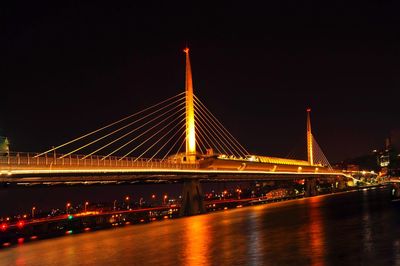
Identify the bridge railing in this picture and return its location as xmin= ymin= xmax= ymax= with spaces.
xmin=0 ymin=152 xmax=199 ymax=170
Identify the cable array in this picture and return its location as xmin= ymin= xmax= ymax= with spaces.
xmin=193 ymin=95 xmax=249 ymax=158
xmin=34 ymin=93 xmax=187 ymax=161
xmin=34 ymin=86 xmax=331 ymax=168
xmin=312 ymin=135 xmax=332 ymax=169
xmin=285 ymin=134 xmax=332 ymax=169
xmin=35 ymin=92 xmax=249 ymax=161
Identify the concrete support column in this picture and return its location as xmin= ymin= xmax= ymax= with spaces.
xmin=337 ymin=179 xmax=346 ymax=190
xmin=180 ymin=179 xmax=205 ymax=216
xmin=393 ymin=183 xmax=400 ymax=198
xmin=304 ymin=178 xmax=318 ymax=197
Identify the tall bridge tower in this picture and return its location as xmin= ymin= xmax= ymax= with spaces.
xmin=184 ymin=47 xmax=196 ymax=162
xmin=307 ymin=108 xmax=313 ymax=166
xmin=181 ymin=47 xmax=204 ymax=215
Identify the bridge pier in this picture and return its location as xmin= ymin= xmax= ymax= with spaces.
xmin=304 ymin=178 xmax=318 ymax=197
xmin=393 ymin=183 xmax=400 ymax=198
xmin=180 ymin=179 xmax=205 ymax=216
xmin=337 ymin=179 xmax=346 ymax=190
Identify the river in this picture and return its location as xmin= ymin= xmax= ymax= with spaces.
xmin=1 ymin=187 xmax=399 ymax=265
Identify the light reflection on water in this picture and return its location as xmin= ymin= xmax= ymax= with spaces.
xmin=182 ymin=215 xmax=211 ymax=266
xmin=1 ymin=188 xmax=400 ymax=266
xmin=362 ymin=190 xmax=373 ymax=254
xmin=308 ymin=197 xmax=325 ymax=266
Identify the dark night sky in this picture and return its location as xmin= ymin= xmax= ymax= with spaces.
xmin=1 ymin=1 xmax=400 ymax=162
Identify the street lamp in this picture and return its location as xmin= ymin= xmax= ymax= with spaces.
xmin=139 ymin=197 xmax=143 ymax=207
xmin=150 ymin=194 xmax=156 ymax=207
xmin=66 ymin=202 xmax=71 ymax=214
xmin=163 ymin=194 xmax=168 ymax=205
xmin=84 ymin=202 xmax=89 ymax=213
xmin=125 ymin=196 xmax=130 ymax=209
xmin=32 ymin=206 xmax=36 ymax=219
xmin=236 ymin=189 xmax=242 ymax=199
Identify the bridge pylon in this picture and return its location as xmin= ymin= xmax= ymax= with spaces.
xmin=181 ymin=48 xmax=205 ymax=216
xmin=304 ymin=178 xmax=318 ymax=197
xmin=306 ymin=108 xmax=313 ymax=166
xmin=393 ymin=183 xmax=400 ymax=198
xmin=184 ymin=47 xmax=196 ymax=163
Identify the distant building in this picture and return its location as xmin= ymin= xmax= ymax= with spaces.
xmin=0 ymin=136 xmax=9 ymax=155
xmin=333 ymin=130 xmax=400 ymax=177
xmin=376 ymin=130 xmax=400 ymax=177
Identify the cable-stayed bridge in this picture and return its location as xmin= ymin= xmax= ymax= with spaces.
xmin=0 ymin=48 xmax=350 ymax=215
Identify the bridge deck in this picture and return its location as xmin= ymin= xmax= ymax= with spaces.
xmin=0 ymin=153 xmax=349 ymax=184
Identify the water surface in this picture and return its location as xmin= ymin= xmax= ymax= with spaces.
xmin=1 ymin=188 xmax=399 ymax=265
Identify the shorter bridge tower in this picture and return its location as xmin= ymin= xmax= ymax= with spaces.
xmin=307 ymin=108 xmax=313 ymax=166
xmin=305 ymin=108 xmax=317 ymax=196
xmin=184 ymin=47 xmax=196 ymax=163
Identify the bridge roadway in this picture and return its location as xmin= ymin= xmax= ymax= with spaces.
xmin=0 ymin=153 xmax=349 ymax=185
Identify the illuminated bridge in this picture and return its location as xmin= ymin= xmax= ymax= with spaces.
xmin=0 ymin=48 xmax=350 ymax=215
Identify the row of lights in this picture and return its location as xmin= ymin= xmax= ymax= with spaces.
xmin=1 ymin=194 xmax=179 ymax=247
xmin=2 ymin=193 xmax=170 ymax=226
xmin=1 ymin=188 xmax=246 ymax=240
xmin=0 ymin=220 xmax=24 ymax=232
